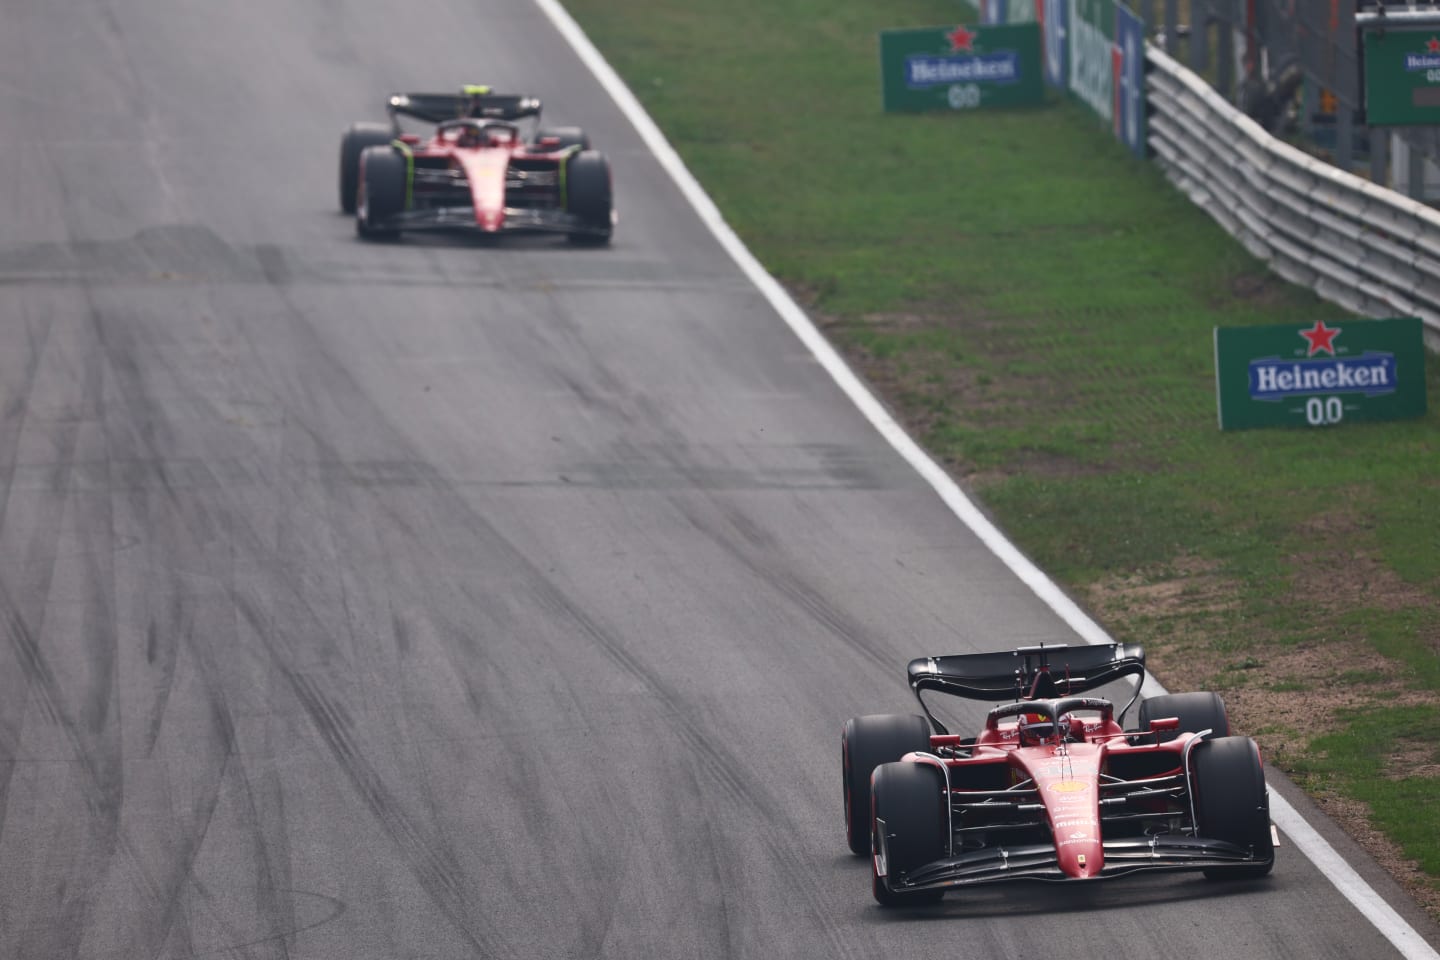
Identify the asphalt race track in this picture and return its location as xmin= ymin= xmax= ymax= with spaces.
xmin=1 ymin=1 xmax=1438 ymax=957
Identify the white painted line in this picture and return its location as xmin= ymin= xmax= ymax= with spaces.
xmin=531 ymin=1 xmax=1440 ymax=956
xmin=1267 ymin=792 xmax=1439 ymax=960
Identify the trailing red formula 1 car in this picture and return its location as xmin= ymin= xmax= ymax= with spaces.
xmin=843 ymin=643 xmax=1275 ymax=906
xmin=338 ymin=85 xmax=613 ymax=244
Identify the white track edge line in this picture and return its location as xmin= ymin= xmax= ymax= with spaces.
xmin=531 ymin=1 xmax=1439 ymax=955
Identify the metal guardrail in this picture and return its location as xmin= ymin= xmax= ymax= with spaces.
xmin=1147 ymin=46 xmax=1440 ymax=350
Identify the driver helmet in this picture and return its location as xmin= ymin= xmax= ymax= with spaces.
xmin=1017 ymin=712 xmax=1057 ymax=746
xmin=456 ymin=123 xmax=484 ymax=148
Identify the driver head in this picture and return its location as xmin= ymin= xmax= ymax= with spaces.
xmin=1017 ymin=712 xmax=1056 ymax=746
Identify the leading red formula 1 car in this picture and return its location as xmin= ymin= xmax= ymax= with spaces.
xmin=338 ymin=86 xmax=613 ymax=244
xmin=843 ymin=644 xmax=1274 ymax=906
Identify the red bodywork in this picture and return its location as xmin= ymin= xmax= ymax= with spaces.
xmin=896 ymin=707 xmax=1193 ymax=882
xmin=388 ymin=123 xmax=577 ymax=234
xmin=859 ymin=644 xmax=1274 ymax=901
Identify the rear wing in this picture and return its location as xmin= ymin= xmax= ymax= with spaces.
xmin=387 ymin=92 xmax=543 ymax=125
xmin=907 ymin=643 xmax=1146 ymax=703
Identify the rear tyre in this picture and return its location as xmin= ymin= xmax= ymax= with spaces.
xmin=842 ymin=714 xmax=931 ymax=856
xmin=534 ymin=125 xmax=590 ymax=150
xmin=356 ymin=145 xmax=407 ymax=240
xmin=1139 ymin=691 xmax=1228 ymax=743
xmin=1192 ymin=736 xmax=1274 ymax=880
xmin=339 ymin=122 xmax=394 ymax=213
xmin=565 ymin=150 xmax=613 ymax=245
xmin=870 ymin=762 xmax=947 ymax=906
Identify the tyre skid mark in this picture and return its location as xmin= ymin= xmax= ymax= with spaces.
xmin=434 ymin=496 xmax=867 ymax=960
xmin=139 ymin=600 xmax=182 ymax=759
xmin=0 ymin=290 xmax=132 ymax=956
xmin=114 ymin=465 xmax=308 ymax=957
xmin=130 ymin=614 xmax=251 ymax=960
xmin=126 ymin=281 xmax=517 ymax=956
xmin=259 ymin=408 xmax=854 ymax=955
xmin=83 ymin=289 xmax=304 ymax=955
xmin=529 ymin=313 xmax=899 ymax=677
xmin=509 ymin=302 xmax=883 ymax=953
xmin=230 ymin=586 xmax=495 ymax=957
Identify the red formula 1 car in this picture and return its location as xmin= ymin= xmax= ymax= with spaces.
xmin=843 ymin=643 xmax=1275 ymax=906
xmin=338 ymin=86 xmax=613 ymax=244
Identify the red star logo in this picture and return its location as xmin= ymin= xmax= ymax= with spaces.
xmin=1299 ymin=320 xmax=1341 ymax=356
xmin=947 ymin=24 xmax=976 ymax=52
xmin=1427 ymin=36 xmax=1440 ymax=53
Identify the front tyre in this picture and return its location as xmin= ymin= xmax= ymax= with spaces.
xmin=339 ymin=122 xmax=394 ymax=213
xmin=1192 ymin=736 xmax=1274 ymax=880
xmin=565 ymin=150 xmax=613 ymax=245
xmin=356 ymin=145 xmax=407 ymax=240
xmin=842 ymin=714 xmax=931 ymax=856
xmin=870 ymin=762 xmax=946 ymax=906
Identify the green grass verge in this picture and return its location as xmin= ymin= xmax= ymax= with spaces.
xmin=561 ymin=0 xmax=1440 ymax=897
xmin=1292 ymin=706 xmax=1440 ymax=885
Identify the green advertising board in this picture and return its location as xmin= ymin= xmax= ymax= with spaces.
xmin=1214 ymin=317 xmax=1427 ymax=430
xmin=1068 ymin=0 xmax=1114 ymax=124
xmin=1363 ymin=29 xmax=1440 ymax=126
xmin=879 ymin=23 xmax=1045 ymax=113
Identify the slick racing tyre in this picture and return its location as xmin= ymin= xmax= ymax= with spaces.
xmin=564 ymin=150 xmax=613 ymax=245
xmin=1138 ymin=691 xmax=1228 ymax=743
xmin=842 ymin=714 xmax=931 ymax=856
xmin=339 ymin=122 xmax=394 ymax=214
xmin=534 ymin=125 xmax=590 ymax=150
xmin=870 ymin=762 xmax=946 ymax=906
xmin=356 ymin=145 xmax=407 ymax=240
xmin=1192 ymin=736 xmax=1274 ymax=880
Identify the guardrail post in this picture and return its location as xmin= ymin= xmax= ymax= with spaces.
xmin=1216 ymin=15 xmax=1233 ymax=98
xmin=1401 ymin=134 xmax=1426 ymax=199
xmin=1337 ymin=102 xmax=1355 ymax=170
xmin=1370 ymin=127 xmax=1389 ymax=185
xmin=1163 ymin=0 xmax=1179 ymax=55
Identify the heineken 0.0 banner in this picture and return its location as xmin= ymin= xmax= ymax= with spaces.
xmin=879 ymin=23 xmax=1045 ymax=113
xmin=1214 ymin=317 xmax=1427 ymax=430
xmin=1363 ymin=29 xmax=1440 ymax=126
